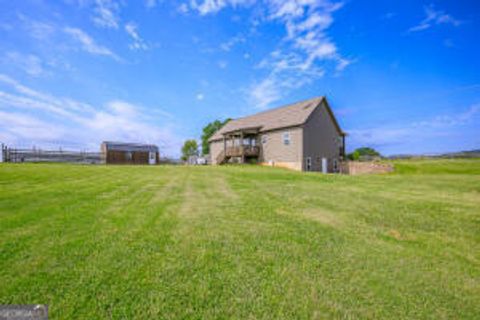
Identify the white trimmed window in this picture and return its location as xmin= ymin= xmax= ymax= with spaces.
xmin=337 ymin=136 xmax=343 ymax=147
xmin=283 ymin=132 xmax=291 ymax=145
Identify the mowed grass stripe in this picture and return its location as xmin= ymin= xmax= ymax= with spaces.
xmin=0 ymin=160 xmax=479 ymax=318
xmin=1 ymin=166 xmax=186 ymax=318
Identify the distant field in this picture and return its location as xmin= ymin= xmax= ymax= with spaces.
xmin=0 ymin=160 xmax=479 ymax=319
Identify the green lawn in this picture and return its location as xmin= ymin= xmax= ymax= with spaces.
xmin=0 ymin=160 xmax=479 ymax=319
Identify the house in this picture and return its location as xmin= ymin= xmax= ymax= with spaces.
xmin=101 ymin=141 xmax=159 ymax=165
xmin=186 ymin=155 xmax=208 ymax=165
xmin=208 ymin=96 xmax=346 ymax=172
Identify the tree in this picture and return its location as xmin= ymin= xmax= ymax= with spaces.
xmin=350 ymin=150 xmax=360 ymax=161
xmin=181 ymin=139 xmax=199 ymax=161
xmin=347 ymin=147 xmax=381 ymax=160
xmin=200 ymin=119 xmax=231 ymax=155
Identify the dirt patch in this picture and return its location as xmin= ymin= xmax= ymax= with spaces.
xmin=341 ymin=161 xmax=394 ymax=175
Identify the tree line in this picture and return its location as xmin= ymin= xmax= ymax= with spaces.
xmin=181 ymin=119 xmax=230 ymax=161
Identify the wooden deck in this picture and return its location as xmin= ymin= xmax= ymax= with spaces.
xmin=225 ymin=146 xmax=260 ymax=157
xmin=216 ymin=146 xmax=260 ymax=164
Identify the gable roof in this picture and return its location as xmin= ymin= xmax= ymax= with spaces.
xmin=102 ymin=141 xmax=159 ymax=152
xmin=209 ymin=96 xmax=344 ymax=142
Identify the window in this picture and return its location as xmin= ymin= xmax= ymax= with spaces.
xmin=306 ymin=157 xmax=312 ymax=171
xmin=283 ymin=132 xmax=290 ymax=145
xmin=333 ymin=158 xmax=338 ymax=172
xmin=150 ymin=152 xmax=155 ymax=160
xmin=262 ymin=135 xmax=267 ymax=144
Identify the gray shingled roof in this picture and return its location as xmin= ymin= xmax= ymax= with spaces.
xmin=102 ymin=142 xmax=159 ymax=152
xmin=209 ymin=96 xmax=325 ymax=142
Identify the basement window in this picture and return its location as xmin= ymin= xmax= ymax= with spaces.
xmin=283 ymin=132 xmax=290 ymax=145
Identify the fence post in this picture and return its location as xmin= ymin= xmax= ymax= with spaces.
xmin=0 ymin=143 xmax=4 ymax=163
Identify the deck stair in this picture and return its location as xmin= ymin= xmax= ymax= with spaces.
xmin=216 ymin=150 xmax=230 ymax=164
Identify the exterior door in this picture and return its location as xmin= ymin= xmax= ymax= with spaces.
xmin=149 ymin=152 xmax=156 ymax=165
xmin=322 ymin=157 xmax=328 ymax=174
xmin=306 ymin=157 xmax=312 ymax=171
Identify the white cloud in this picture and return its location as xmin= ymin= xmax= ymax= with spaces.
xmin=125 ymin=22 xmax=149 ymax=51
xmin=145 ymin=0 xmax=159 ymax=8
xmin=18 ymin=15 xmax=120 ymax=62
xmin=247 ymin=1 xmax=348 ymax=108
xmin=248 ymin=64 xmax=320 ymax=110
xmin=189 ymin=1 xmax=350 ymax=109
xmin=347 ymin=104 xmax=480 ymax=150
xmin=217 ymin=60 xmax=228 ymax=69
xmin=0 ymin=74 xmax=181 ymax=155
xmin=249 ymin=76 xmax=281 ymax=110
xmin=91 ymin=0 xmax=120 ymax=29
xmin=0 ymin=23 xmax=13 ymax=31
xmin=0 ymin=110 xmax=66 ymax=142
xmin=178 ymin=3 xmax=189 ymax=13
xmin=196 ymin=93 xmax=205 ymax=100
xmin=335 ymin=57 xmax=351 ymax=72
xmin=220 ymin=34 xmax=245 ymax=51
xmin=295 ymin=12 xmax=334 ymax=33
xmin=409 ymin=4 xmax=461 ymax=32
xmin=64 ymin=27 xmax=121 ymax=61
xmin=17 ymin=14 xmax=56 ymax=40
xmin=189 ymin=0 xmax=254 ymax=15
xmin=0 ymin=74 xmax=95 ymax=121
xmin=2 ymin=52 xmax=46 ymax=77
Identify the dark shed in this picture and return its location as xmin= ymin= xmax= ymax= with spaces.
xmin=101 ymin=141 xmax=159 ymax=165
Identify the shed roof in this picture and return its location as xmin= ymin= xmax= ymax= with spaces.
xmin=209 ymin=96 xmax=343 ymax=142
xmin=102 ymin=141 xmax=159 ymax=152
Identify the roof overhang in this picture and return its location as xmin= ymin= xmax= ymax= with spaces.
xmin=222 ymin=126 xmax=263 ymax=136
xmin=102 ymin=141 xmax=159 ymax=152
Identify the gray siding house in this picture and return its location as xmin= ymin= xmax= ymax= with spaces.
xmin=208 ymin=96 xmax=346 ymax=172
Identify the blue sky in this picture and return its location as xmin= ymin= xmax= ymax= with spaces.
xmin=0 ymin=0 xmax=479 ymax=156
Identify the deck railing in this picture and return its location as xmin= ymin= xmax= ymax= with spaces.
xmin=225 ymin=145 xmax=260 ymax=157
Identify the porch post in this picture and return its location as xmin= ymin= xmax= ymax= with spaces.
xmin=240 ymin=131 xmax=245 ymax=163
xmin=223 ymin=136 xmax=226 ymax=155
